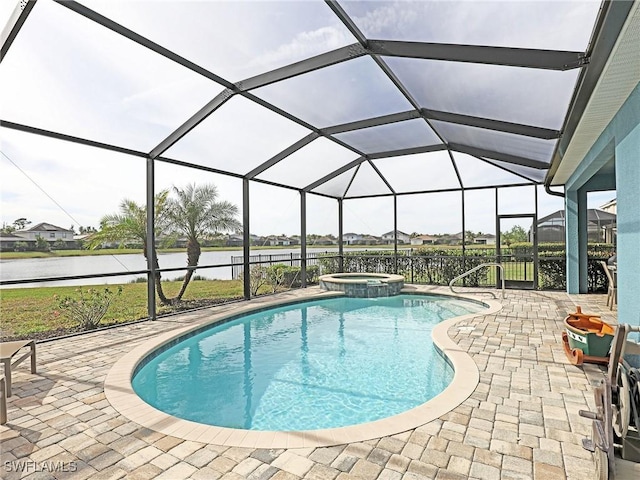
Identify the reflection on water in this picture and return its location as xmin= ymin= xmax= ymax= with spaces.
xmin=0 ymin=248 xmax=340 ymax=288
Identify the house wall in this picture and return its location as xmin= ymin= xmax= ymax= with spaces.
xmin=16 ymin=230 xmax=73 ymax=242
xmin=616 ymin=121 xmax=640 ymax=328
xmin=565 ymin=83 xmax=640 ymax=326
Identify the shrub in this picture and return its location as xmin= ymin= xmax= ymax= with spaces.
xmin=55 ymin=286 xmax=123 ymax=330
xmin=239 ymin=265 xmax=269 ymax=296
xmin=13 ymin=241 xmax=29 ymax=252
xmin=51 ymin=238 xmax=67 ymax=250
xmin=266 ymin=264 xmax=288 ymax=293
xmin=35 ymin=236 xmax=50 ymax=252
xmin=239 ymin=264 xmax=320 ymax=295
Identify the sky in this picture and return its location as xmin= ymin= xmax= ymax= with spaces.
xmin=0 ymin=0 xmax=614 ymax=238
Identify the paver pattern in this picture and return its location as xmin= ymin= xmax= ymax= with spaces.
xmin=0 ymin=286 xmax=617 ymax=479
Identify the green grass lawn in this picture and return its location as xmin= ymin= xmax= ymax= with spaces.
xmin=0 ymin=279 xmax=244 ymax=339
xmin=486 ymin=262 xmax=535 ymax=283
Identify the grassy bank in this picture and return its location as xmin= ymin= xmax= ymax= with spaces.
xmin=0 ymin=244 xmax=482 ymax=260
xmin=0 ymin=279 xmax=244 ymax=340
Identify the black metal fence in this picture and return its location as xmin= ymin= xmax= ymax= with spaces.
xmin=232 ymin=249 xmax=612 ymax=293
xmin=231 ymin=252 xmax=337 ymax=280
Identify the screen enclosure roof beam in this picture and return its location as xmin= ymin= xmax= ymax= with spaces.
xmin=323 ymin=110 xmax=421 ymax=135
xmin=449 ymin=144 xmax=549 ymax=169
xmin=245 ymin=132 xmax=321 ymax=179
xmin=324 ymin=0 xmax=369 ymax=47
xmin=0 ymin=120 xmax=149 ymax=158
xmin=421 ymin=110 xmax=561 ymax=140
xmin=303 ymin=156 xmax=367 ymax=193
xmin=1 ymin=0 xmax=37 ymax=61
xmin=368 ymin=40 xmax=587 ymax=71
xmin=237 ymin=44 xmax=367 ymax=92
xmin=149 ymin=89 xmax=234 ymax=159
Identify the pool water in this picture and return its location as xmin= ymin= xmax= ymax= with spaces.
xmin=132 ymin=295 xmax=485 ymax=431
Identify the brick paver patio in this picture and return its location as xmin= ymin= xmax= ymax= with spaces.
xmin=0 ymin=286 xmax=621 ymax=479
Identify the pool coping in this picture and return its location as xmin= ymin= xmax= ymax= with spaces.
xmin=104 ymin=287 xmax=502 ymax=448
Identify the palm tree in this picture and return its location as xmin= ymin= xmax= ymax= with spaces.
xmin=167 ymin=183 xmax=241 ymax=301
xmin=89 ymin=190 xmax=172 ymax=305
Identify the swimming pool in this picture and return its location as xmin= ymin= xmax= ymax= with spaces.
xmin=132 ymin=294 xmax=486 ymax=431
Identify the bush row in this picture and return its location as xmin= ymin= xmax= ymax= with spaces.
xmin=318 ymin=247 xmax=612 ymax=292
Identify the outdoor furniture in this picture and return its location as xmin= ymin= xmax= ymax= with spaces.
xmin=1 ymin=377 xmax=6 ymax=425
xmin=0 ymin=340 xmax=36 ymax=397
xmin=600 ymin=261 xmax=617 ymax=310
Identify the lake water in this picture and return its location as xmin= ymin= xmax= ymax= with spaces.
xmin=0 ymin=248 xmax=343 ymax=288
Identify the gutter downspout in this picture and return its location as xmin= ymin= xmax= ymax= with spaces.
xmin=545 ymin=184 xmax=565 ymax=198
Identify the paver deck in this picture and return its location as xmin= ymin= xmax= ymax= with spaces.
xmin=0 ymin=286 xmax=626 ymax=479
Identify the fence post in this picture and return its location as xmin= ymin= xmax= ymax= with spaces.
xmin=410 ymin=251 xmax=414 ymax=283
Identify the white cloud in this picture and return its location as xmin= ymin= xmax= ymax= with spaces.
xmin=343 ymin=0 xmax=600 ymax=51
xmin=246 ymin=25 xmax=353 ymax=72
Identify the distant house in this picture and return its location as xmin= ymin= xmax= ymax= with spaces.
xmin=312 ymin=236 xmax=336 ymax=246
xmin=436 ymin=232 xmax=463 ymax=245
xmin=15 ymin=222 xmax=75 ymax=245
xmin=225 ymin=234 xmax=244 ymax=247
xmin=411 ymin=235 xmax=438 ymax=246
xmin=473 ymin=234 xmax=496 ymax=245
xmin=359 ymin=235 xmax=382 ymax=245
xmin=0 ymin=232 xmax=35 ymax=252
xmin=381 ymin=230 xmax=410 ymax=244
xmin=343 ymin=233 xmax=362 ymax=245
xmin=265 ymin=236 xmax=291 ymax=246
xmin=288 ymin=236 xmax=300 ymax=246
xmin=600 ymin=198 xmax=617 ymax=214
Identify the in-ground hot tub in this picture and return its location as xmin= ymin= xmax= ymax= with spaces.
xmin=319 ymin=273 xmax=404 ymax=297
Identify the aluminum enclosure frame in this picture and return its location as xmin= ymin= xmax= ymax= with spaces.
xmin=0 ymin=0 xmax=629 ymax=319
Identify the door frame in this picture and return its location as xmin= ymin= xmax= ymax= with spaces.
xmin=496 ymin=213 xmax=539 ymax=289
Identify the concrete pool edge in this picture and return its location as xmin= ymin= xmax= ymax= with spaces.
xmin=104 ymin=287 xmax=502 ymax=448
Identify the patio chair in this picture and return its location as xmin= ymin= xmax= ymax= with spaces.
xmin=600 ymin=261 xmax=617 ymax=310
xmin=0 ymin=340 xmax=36 ymax=397
xmin=1 ymin=377 xmax=6 ymax=424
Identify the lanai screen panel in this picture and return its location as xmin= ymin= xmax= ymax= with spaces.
xmin=309 ymin=167 xmax=360 ymax=198
xmin=83 ymin=0 xmax=356 ymax=82
xmin=252 ymin=56 xmax=414 ymax=128
xmin=384 ymin=58 xmax=580 ymax=129
xmin=498 ymin=186 xmax=537 ymax=216
xmin=453 ymin=153 xmax=538 ymax=188
xmin=398 ymin=192 xmax=462 ymax=238
xmin=256 ymin=138 xmax=360 ymax=189
xmin=464 ymin=189 xmax=497 ymax=237
xmin=338 ymin=1 xmax=600 ymax=51
xmin=0 ymin=0 xmax=223 ymax=152
xmin=371 ymin=151 xmax=461 ymax=194
xmin=432 ymin=121 xmax=558 ymax=164
xmin=164 ymin=96 xmax=311 ymax=175
xmin=483 ymin=159 xmax=547 ymax=184
xmin=344 ymin=162 xmax=393 ymax=198
xmin=333 ymin=119 xmax=442 ymax=154
xmin=0 ymin=0 xmax=607 ymax=202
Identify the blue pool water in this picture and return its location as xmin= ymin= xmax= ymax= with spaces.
xmin=132 ymin=295 xmax=485 ymax=431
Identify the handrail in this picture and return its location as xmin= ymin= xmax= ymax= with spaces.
xmin=449 ymin=263 xmax=505 ymax=299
